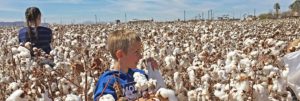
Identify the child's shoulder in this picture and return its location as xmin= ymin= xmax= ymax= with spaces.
xmin=130 ymin=68 xmax=146 ymax=75
xmin=99 ymin=70 xmax=119 ymax=79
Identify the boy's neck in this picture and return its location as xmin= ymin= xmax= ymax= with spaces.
xmin=114 ymin=61 xmax=129 ymax=73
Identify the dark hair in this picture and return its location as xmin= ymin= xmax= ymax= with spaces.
xmin=25 ymin=7 xmax=41 ymax=43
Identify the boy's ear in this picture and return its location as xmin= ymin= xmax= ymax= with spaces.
xmin=116 ymin=50 xmax=124 ymax=59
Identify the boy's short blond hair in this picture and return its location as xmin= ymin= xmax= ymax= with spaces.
xmin=107 ymin=29 xmax=141 ymax=60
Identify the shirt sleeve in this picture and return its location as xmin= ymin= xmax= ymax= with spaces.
xmin=94 ymin=76 xmax=117 ymax=101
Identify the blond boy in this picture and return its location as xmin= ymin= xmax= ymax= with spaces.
xmin=94 ymin=30 xmax=157 ymax=101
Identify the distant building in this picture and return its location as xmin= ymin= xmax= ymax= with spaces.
xmin=128 ymin=19 xmax=153 ymax=24
xmin=116 ymin=20 xmax=121 ymax=24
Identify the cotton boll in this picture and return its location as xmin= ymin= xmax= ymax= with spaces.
xmin=253 ymin=84 xmax=268 ymax=101
xmin=11 ymin=47 xmax=19 ymax=55
xmin=88 ymin=83 xmax=95 ymax=96
xmin=133 ymin=72 xmax=148 ymax=91
xmin=99 ymin=94 xmax=115 ymax=101
xmin=173 ymin=72 xmax=181 ymax=90
xmin=147 ymin=79 xmax=157 ymax=91
xmin=282 ymin=67 xmax=289 ymax=79
xmin=155 ymin=88 xmax=178 ymax=101
xmin=244 ymin=38 xmax=255 ymax=47
xmin=173 ymin=47 xmax=181 ymax=55
xmin=65 ymin=94 xmax=81 ymax=101
xmin=187 ymin=66 xmax=196 ymax=86
xmin=17 ymin=46 xmax=31 ymax=58
xmin=213 ymin=83 xmax=228 ymax=100
xmin=24 ymin=42 xmax=32 ymax=49
xmin=187 ymin=90 xmax=197 ymax=101
xmin=37 ymin=92 xmax=51 ymax=101
xmin=263 ymin=65 xmax=278 ymax=75
xmin=201 ymin=74 xmax=210 ymax=82
xmin=240 ymin=58 xmax=251 ymax=68
xmin=7 ymin=36 xmax=18 ymax=46
xmin=6 ymin=89 xmax=28 ymax=101
xmin=164 ymin=55 xmax=176 ymax=69
xmin=8 ymin=82 xmax=19 ymax=91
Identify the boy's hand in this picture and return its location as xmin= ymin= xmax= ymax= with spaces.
xmin=147 ymin=57 xmax=159 ymax=70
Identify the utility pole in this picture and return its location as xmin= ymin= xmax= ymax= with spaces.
xmin=95 ymin=15 xmax=97 ymax=24
xmin=254 ymin=9 xmax=256 ymax=17
xmin=211 ymin=10 xmax=213 ymax=20
xmin=184 ymin=10 xmax=186 ymax=21
xmin=125 ymin=13 xmax=127 ymax=22
xmin=208 ymin=10 xmax=210 ymax=20
xmin=202 ymin=12 xmax=204 ymax=20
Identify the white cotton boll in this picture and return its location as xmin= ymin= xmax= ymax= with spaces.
xmin=24 ymin=42 xmax=31 ymax=49
xmin=50 ymin=49 xmax=57 ymax=56
xmin=201 ymin=74 xmax=210 ymax=82
xmin=270 ymin=47 xmax=280 ymax=56
xmin=65 ymin=94 xmax=81 ymax=101
xmin=240 ymin=58 xmax=251 ymax=68
xmin=7 ymin=37 xmax=18 ymax=46
xmin=244 ymin=38 xmax=255 ymax=47
xmin=217 ymin=69 xmax=227 ymax=80
xmin=266 ymin=38 xmax=276 ymax=46
xmin=71 ymin=40 xmax=78 ymax=47
xmin=282 ymin=67 xmax=289 ymax=79
xmin=250 ymin=51 xmax=258 ymax=58
xmin=53 ymin=62 xmax=71 ymax=70
xmin=8 ymin=82 xmax=19 ymax=91
xmin=6 ymin=89 xmax=28 ymax=101
xmin=88 ymin=83 xmax=95 ymax=96
xmin=272 ymin=77 xmax=285 ymax=93
xmin=224 ymin=62 xmax=235 ymax=73
xmin=187 ymin=90 xmax=197 ymax=101
xmin=173 ymin=47 xmax=181 ymax=55
xmin=239 ymin=81 xmax=250 ymax=92
xmin=187 ymin=67 xmax=195 ymax=86
xmin=164 ymin=55 xmax=176 ymax=69
xmin=44 ymin=64 xmax=52 ymax=70
xmin=263 ymin=65 xmax=278 ymax=74
xmin=133 ymin=72 xmax=148 ymax=91
xmin=147 ymin=79 xmax=157 ymax=88
xmin=156 ymin=88 xmax=178 ymax=101
xmin=253 ymin=84 xmax=268 ymax=101
xmin=37 ymin=92 xmax=51 ymax=101
xmin=214 ymin=89 xmax=228 ymax=101
xmin=51 ymin=83 xmax=57 ymax=92
xmin=99 ymin=94 xmax=115 ymax=101
xmin=69 ymin=50 xmax=76 ymax=58
xmin=173 ymin=72 xmax=180 ymax=90
xmin=17 ymin=46 xmax=31 ymax=58
xmin=11 ymin=47 xmax=19 ymax=55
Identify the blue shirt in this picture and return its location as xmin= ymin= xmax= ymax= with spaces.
xmin=18 ymin=26 xmax=52 ymax=54
xmin=94 ymin=69 xmax=147 ymax=101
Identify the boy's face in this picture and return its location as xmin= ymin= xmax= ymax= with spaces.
xmin=121 ymin=41 xmax=143 ymax=69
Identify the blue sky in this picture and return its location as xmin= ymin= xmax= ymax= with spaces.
xmin=0 ymin=0 xmax=294 ymax=24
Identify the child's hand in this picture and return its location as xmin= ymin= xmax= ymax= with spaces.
xmin=146 ymin=57 xmax=159 ymax=70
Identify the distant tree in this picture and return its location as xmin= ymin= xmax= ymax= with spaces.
xmin=289 ymin=0 xmax=300 ymax=16
xmin=274 ymin=3 xmax=280 ymax=18
xmin=258 ymin=13 xmax=273 ymax=19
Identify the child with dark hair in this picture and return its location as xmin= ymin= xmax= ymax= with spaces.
xmin=18 ymin=7 xmax=52 ymax=54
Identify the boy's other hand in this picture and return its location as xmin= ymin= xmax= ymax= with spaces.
xmin=147 ymin=57 xmax=159 ymax=70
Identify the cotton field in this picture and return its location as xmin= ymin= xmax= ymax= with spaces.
xmin=1 ymin=19 xmax=300 ymax=101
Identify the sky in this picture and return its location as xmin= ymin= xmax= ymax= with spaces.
xmin=0 ymin=0 xmax=294 ymax=24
